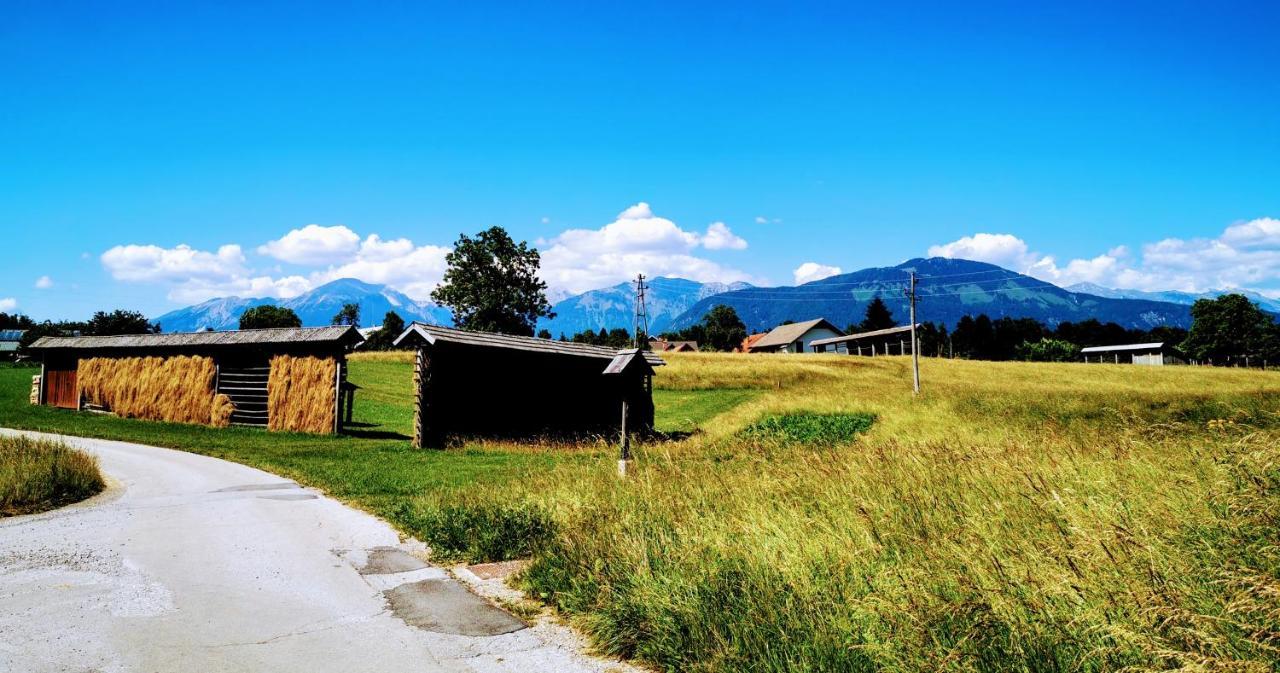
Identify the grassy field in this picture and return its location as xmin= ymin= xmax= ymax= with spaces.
xmin=2 ymin=355 xmax=1279 ymax=671
xmin=1 ymin=433 xmax=104 ymax=516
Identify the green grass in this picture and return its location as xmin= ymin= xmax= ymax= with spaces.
xmin=1 ymin=433 xmax=104 ymax=516
xmin=653 ymin=388 xmax=759 ymax=434
xmin=740 ymin=411 xmax=875 ymax=444
xmin=4 ymin=356 xmax=1280 ymax=671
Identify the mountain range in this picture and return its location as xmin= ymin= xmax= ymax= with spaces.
xmin=153 ymin=278 xmax=452 ymax=332
xmin=1064 ymin=282 xmax=1280 ymax=315
xmin=153 ymin=259 xmax=1276 ymax=336
xmin=667 ymin=258 xmax=1195 ymax=333
xmin=536 ymin=277 xmax=752 ymax=337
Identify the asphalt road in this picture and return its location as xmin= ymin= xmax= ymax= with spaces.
xmin=0 ymin=429 xmax=619 ymax=673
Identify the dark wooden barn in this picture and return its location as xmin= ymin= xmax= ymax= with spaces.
xmin=393 ymin=323 xmax=664 ymax=447
xmin=29 ymin=326 xmax=364 ymax=433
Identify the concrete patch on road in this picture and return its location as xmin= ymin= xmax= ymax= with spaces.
xmin=359 ymin=546 xmax=430 ymax=575
xmin=258 ymin=493 xmax=319 ymax=501
xmin=385 ymin=578 xmax=527 ymax=636
xmin=212 ymin=482 xmax=300 ymax=493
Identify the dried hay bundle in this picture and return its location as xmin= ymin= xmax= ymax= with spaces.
xmin=78 ymin=355 xmax=216 ymax=424
xmin=210 ymin=394 xmax=235 ymax=428
xmin=267 ymin=355 xmax=337 ymax=434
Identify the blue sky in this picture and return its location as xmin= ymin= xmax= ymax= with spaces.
xmin=3 ymin=1 xmax=1279 ymax=320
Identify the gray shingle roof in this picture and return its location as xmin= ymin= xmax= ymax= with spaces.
xmin=750 ymin=318 xmax=843 ymax=350
xmin=29 ymin=326 xmax=363 ymax=351
xmin=395 ymin=323 xmax=665 ymax=366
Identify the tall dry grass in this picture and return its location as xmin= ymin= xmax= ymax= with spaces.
xmin=1 ymin=434 xmax=104 ymax=516
xmin=409 ymin=355 xmax=1280 ymax=672
xmin=79 ymin=356 xmax=217 ymax=424
xmin=267 ymin=355 xmax=337 ymax=434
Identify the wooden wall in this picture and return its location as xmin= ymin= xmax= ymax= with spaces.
xmin=412 ymin=343 xmax=653 ymax=447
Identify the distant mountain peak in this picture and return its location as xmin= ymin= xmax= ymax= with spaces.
xmin=153 ymin=278 xmax=450 ymax=332
xmin=537 ymin=277 xmax=752 ymax=336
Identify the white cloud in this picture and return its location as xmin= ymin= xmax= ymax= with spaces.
xmin=257 ymin=224 xmax=361 ymax=265
xmin=1220 ymin=217 xmax=1280 ymax=249
xmin=100 ymin=241 xmax=312 ymax=303
xmin=0 ymin=298 xmax=15 ymax=311
xmin=102 ymin=243 xmax=247 ymax=282
xmin=928 ymin=217 xmax=1280 ymax=294
xmin=98 ymin=205 xmax=758 ymax=307
xmin=755 ymin=216 xmax=782 ymax=224
xmin=540 ymin=216 xmax=551 ymax=224
xmin=927 ymin=233 xmax=1037 ymax=270
xmin=540 ymin=202 xmax=755 ymax=293
xmin=793 ymin=262 xmax=843 ymax=285
xmin=312 ymin=235 xmax=451 ymax=300
xmin=34 ymin=275 xmax=53 ymax=289
xmin=168 ymin=275 xmax=313 ymax=304
xmin=702 ymin=222 xmax=748 ymax=250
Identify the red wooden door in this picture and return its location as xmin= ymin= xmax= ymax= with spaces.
xmin=45 ymin=369 xmax=78 ymax=409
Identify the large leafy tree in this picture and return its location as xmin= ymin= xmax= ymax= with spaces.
xmin=87 ymin=310 xmax=159 ymax=336
xmin=1181 ymin=294 xmax=1278 ymax=363
xmin=331 ymin=303 xmax=361 ymax=328
xmin=431 ymin=226 xmax=553 ymax=336
xmin=859 ymin=297 xmax=897 ymax=332
xmin=239 ymin=305 xmax=302 ymax=330
xmin=0 ymin=312 xmax=34 ymax=330
xmin=362 ymin=310 xmax=406 ymax=350
xmin=701 ymin=304 xmax=747 ymax=352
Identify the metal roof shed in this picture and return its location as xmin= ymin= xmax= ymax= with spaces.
xmin=1080 ymin=342 xmax=1185 ymax=366
xmin=394 ymin=323 xmax=663 ymax=447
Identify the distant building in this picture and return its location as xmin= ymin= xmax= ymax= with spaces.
xmin=747 ymin=319 xmax=844 ymax=354
xmin=0 ymin=329 xmax=25 ymax=360
xmin=649 ymin=337 xmax=698 ymax=352
xmin=738 ymin=333 xmax=768 ymax=353
xmin=810 ymin=324 xmax=918 ymax=356
xmin=1081 ymin=342 xmax=1185 ymax=366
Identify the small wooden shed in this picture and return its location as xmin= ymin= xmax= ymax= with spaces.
xmin=394 ymin=323 xmax=664 ymax=447
xmin=29 ymin=326 xmax=364 ymax=433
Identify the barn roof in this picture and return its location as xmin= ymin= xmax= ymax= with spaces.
xmin=1080 ymin=342 xmax=1167 ymax=353
xmin=603 ymin=349 xmax=656 ymax=375
xmin=395 ymin=323 xmax=665 ymax=366
xmin=810 ymin=324 xmax=917 ymax=346
xmin=750 ymin=318 xmax=843 ymax=350
xmin=29 ymin=326 xmax=363 ymax=351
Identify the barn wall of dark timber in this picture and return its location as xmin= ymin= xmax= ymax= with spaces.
xmin=37 ymin=344 xmax=349 ymax=433
xmin=414 ymin=343 xmax=653 ymax=446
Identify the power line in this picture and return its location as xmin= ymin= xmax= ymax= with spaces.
xmin=633 ymin=273 xmax=649 ymax=347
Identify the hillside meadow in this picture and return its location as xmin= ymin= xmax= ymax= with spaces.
xmin=2 ymin=354 xmax=1278 ymax=672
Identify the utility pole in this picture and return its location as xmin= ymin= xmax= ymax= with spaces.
xmin=906 ymin=272 xmax=921 ymax=395
xmin=633 ymin=273 xmax=649 ymax=348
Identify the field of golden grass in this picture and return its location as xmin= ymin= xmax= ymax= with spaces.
xmin=403 ymin=353 xmax=1280 ymax=672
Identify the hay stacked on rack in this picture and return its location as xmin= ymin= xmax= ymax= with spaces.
xmin=78 ymin=356 xmax=218 ymax=424
xmin=210 ymin=394 xmax=235 ymax=428
xmin=267 ymin=355 xmax=337 ymax=434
